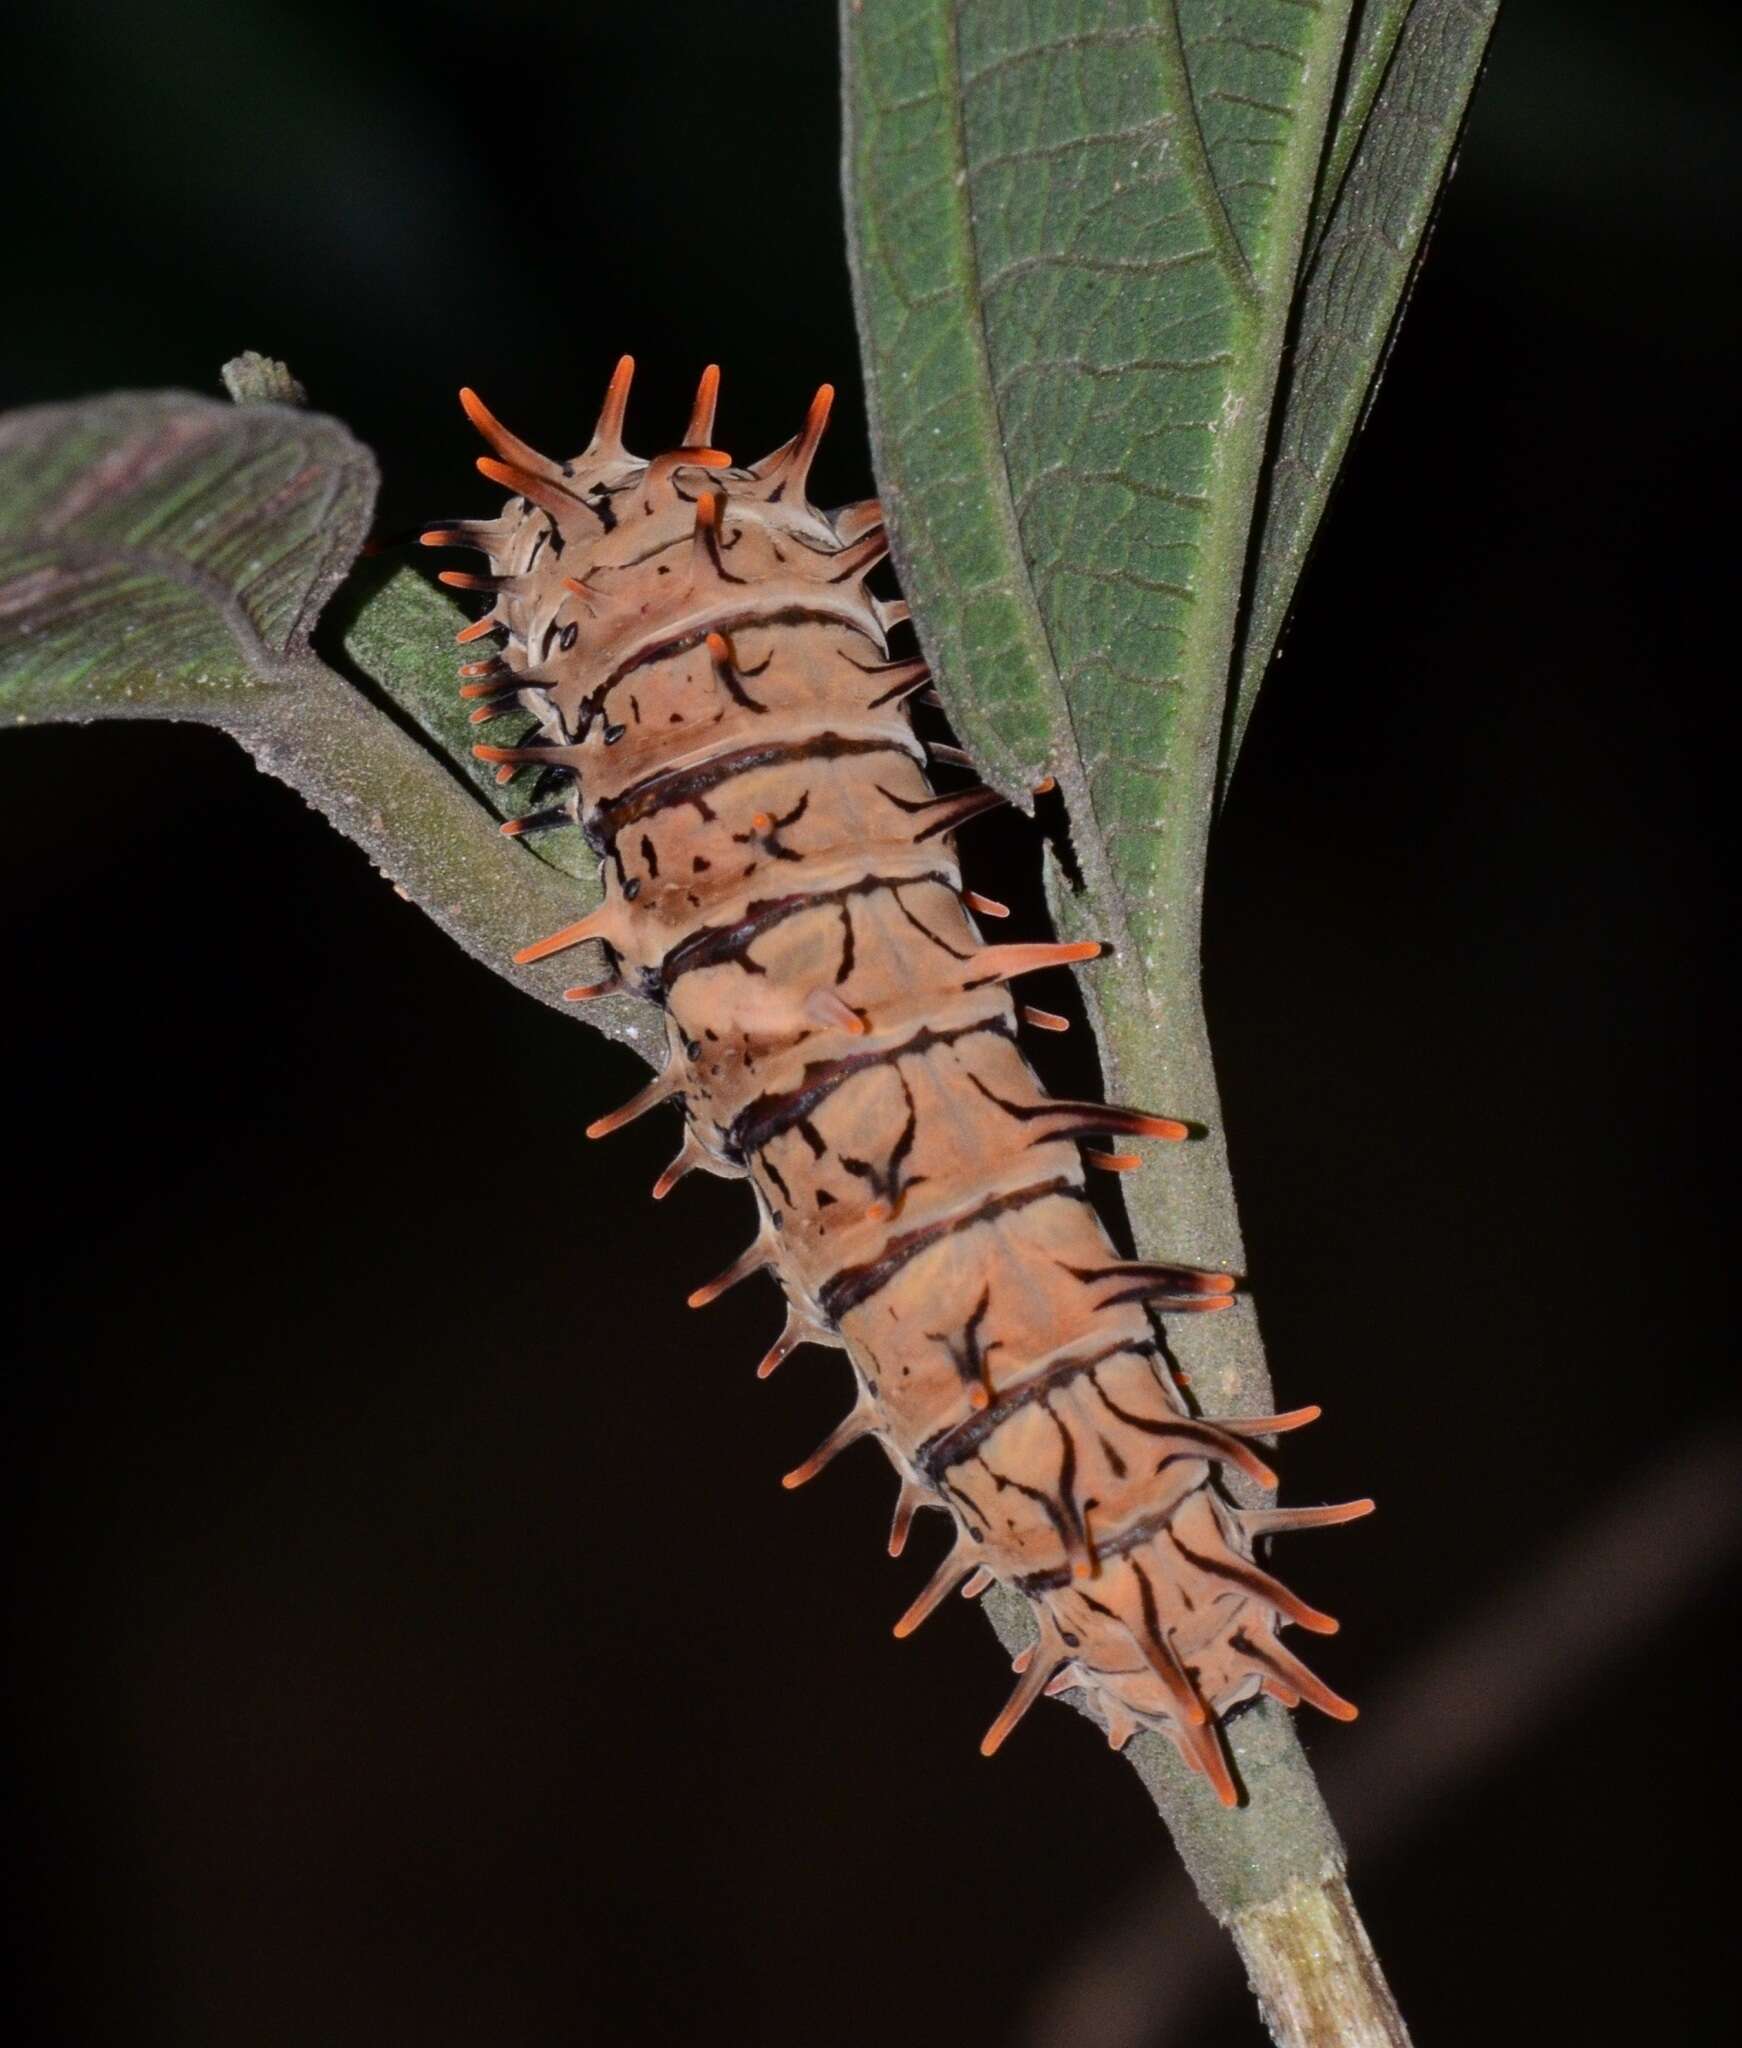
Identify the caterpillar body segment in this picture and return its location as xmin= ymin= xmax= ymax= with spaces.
xmin=435 ymin=361 xmax=1364 ymax=1802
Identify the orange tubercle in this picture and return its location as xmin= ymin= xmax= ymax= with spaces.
xmin=513 ymin=916 xmax=605 ymax=966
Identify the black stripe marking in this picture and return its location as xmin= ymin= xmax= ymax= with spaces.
xmin=656 ymin=868 xmax=956 ymax=996
xmin=1016 ymin=1481 xmax=1213 ymax=1596
xmin=727 ymin=1016 xmax=1012 ymax=1164
xmin=591 ymin=733 xmax=913 ymax=850
xmin=580 ymin=600 xmax=888 ymax=727
xmin=980 ymin=1451 xmax=1074 ymax=1554
xmin=890 ymin=890 xmax=974 ymax=961
xmin=916 ymin=1339 xmax=1155 ymax=1479
xmin=819 ymin=1176 xmax=1087 ymax=1323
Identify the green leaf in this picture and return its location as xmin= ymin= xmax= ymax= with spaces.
xmin=0 ymin=390 xmax=633 ymax=1046
xmin=844 ymin=0 xmax=1496 ymax=974
xmin=1226 ymin=0 xmax=1501 ymax=780
xmin=845 ymin=0 xmax=1359 ymax=1008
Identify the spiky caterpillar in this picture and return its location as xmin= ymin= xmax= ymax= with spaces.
xmin=425 ymin=360 xmax=1370 ymax=1802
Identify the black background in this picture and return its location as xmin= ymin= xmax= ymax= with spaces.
xmin=3 ymin=4 xmax=1736 ymax=2044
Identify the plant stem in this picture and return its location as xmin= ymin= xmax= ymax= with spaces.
xmin=1232 ymin=1873 xmax=1412 ymax=2048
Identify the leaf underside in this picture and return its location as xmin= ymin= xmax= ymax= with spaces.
xmin=0 ymin=392 xmax=628 ymax=1041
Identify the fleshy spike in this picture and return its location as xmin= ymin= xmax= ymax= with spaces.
xmin=980 ymin=1642 xmax=1062 ymax=1757
xmin=1215 ymin=1405 xmax=1323 ymax=1439
xmin=756 ymin=1307 xmax=830 ymax=1381
xmin=1250 ymin=1637 xmax=1359 ymax=1723
xmin=1135 ymin=1618 xmax=1208 ymax=1726
xmin=967 ymin=940 xmax=1103 ymax=988
xmin=892 ymin=1545 xmax=975 ymax=1639
xmin=419 ymin=524 xmax=496 ymax=552
xmin=751 ymin=384 xmax=836 ymax=498
xmin=1022 ymin=1005 xmax=1071 ymax=1033
xmin=863 ymin=656 xmax=932 ymax=709
xmin=586 ymin=1073 xmax=677 ymax=1142
xmin=455 ymin=615 xmax=500 ymax=645
xmin=588 ymin=353 xmax=636 ymax=457
xmin=472 ymin=741 xmax=583 ymax=772
xmin=512 ymin=907 xmax=612 ymax=966
xmin=684 ymin=363 xmax=721 ymax=446
xmin=1085 ymin=1151 xmax=1143 ymax=1173
xmin=458 ymin=387 xmax=556 ymax=476
xmin=793 ymin=384 xmax=833 ymax=491
xmin=1075 ymin=1259 xmax=1238 ymax=1308
xmin=781 ymin=1399 xmax=876 ymax=1490
xmin=644 ymin=446 xmax=732 ymax=494
xmin=889 ymin=784 xmax=1008 ymax=843
xmin=687 ymin=1237 xmax=771 ymax=1310
xmin=826 ymin=523 xmax=889 ymax=583
xmin=475 ymin=454 xmax=576 ymax=522
xmin=560 ymin=974 xmax=621 ymax=1002
xmin=962 ymin=890 xmax=1009 ymax=919
xmin=1185 ymin=1718 xmax=1241 ymax=1807
xmin=1241 ymin=1499 xmax=1376 ymax=1539
xmin=834 ymin=497 xmax=884 ymax=542
xmin=652 ymin=1130 xmax=708 ymax=1200
xmin=888 ymin=1476 xmax=929 ymax=1558
xmin=1235 ymin=1559 xmax=1341 ymax=1636
xmin=1031 ymin=1101 xmax=1191 ymax=1145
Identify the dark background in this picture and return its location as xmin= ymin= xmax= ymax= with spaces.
xmin=3 ymin=3 xmax=1736 ymax=2043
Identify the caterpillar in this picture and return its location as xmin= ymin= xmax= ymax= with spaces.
xmin=424 ymin=360 xmax=1371 ymax=1803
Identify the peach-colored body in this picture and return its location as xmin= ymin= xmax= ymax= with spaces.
xmin=432 ymin=365 xmax=1364 ymax=1799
